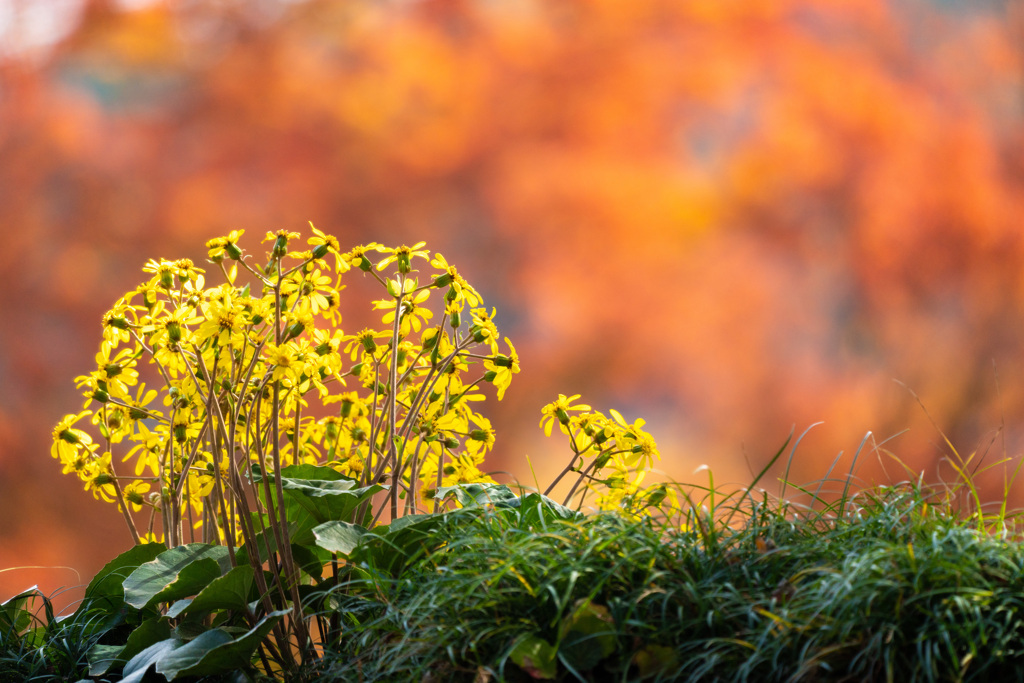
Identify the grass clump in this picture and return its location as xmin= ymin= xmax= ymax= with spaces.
xmin=288 ymin=479 xmax=1024 ymax=683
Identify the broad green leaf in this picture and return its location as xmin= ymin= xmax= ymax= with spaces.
xmin=88 ymin=616 xmax=170 ymax=676
xmin=252 ymin=464 xmax=385 ymax=544
xmin=0 ymin=586 xmax=39 ymax=635
xmin=344 ymin=514 xmax=450 ymax=576
xmin=79 ymin=542 xmax=166 ymax=614
xmin=122 ymin=543 xmax=231 ymax=609
xmin=157 ymin=610 xmax=288 ymax=679
xmin=312 ymin=520 xmax=368 ymax=555
xmin=166 ymin=565 xmax=255 ymax=619
xmin=509 ymin=634 xmax=558 ymax=680
xmin=437 ymin=483 xmax=582 ymax=525
xmin=119 ymin=638 xmax=185 ymax=683
xmin=291 ymin=542 xmax=331 ymax=580
xmin=558 ymin=601 xmax=617 ymax=671
xmin=437 ymin=482 xmax=520 ymax=507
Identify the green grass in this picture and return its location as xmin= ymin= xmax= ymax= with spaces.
xmin=292 ymin=478 xmax=1024 ymax=682
xmin=6 ymin=472 xmax=1024 ymax=682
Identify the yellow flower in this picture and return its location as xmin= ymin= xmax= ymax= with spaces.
xmin=308 ymin=223 xmax=343 ymax=262
xmin=344 ymin=328 xmax=385 ymax=361
xmin=484 ymin=337 xmax=520 ymax=401
xmin=52 ymin=411 xmax=96 ymax=463
xmin=263 ymin=341 xmax=304 ymax=384
xmin=431 ymin=253 xmax=482 ymax=308
xmin=540 ymin=394 xmax=591 ymax=437
xmin=376 ymin=242 xmax=429 ymax=274
xmin=205 ymin=229 xmax=245 ymax=262
xmin=123 ymin=480 xmax=152 ymax=512
xmin=375 ymin=288 xmax=433 ymax=336
xmin=83 ymin=452 xmax=116 ymax=503
xmin=264 ymin=229 xmax=301 ymax=258
xmin=142 ymin=259 xmax=179 ymax=290
xmin=342 ymin=243 xmax=383 ymax=272
xmin=101 ymin=302 xmax=135 ymax=353
xmin=469 ymin=308 xmax=500 ymax=352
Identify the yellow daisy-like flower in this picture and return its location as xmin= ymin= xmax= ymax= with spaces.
xmin=431 ymin=253 xmax=482 ymax=308
xmin=308 ymin=223 xmax=343 ymax=262
xmin=123 ymin=480 xmax=152 ymax=512
xmin=375 ymin=289 xmax=433 ymax=336
xmin=205 ymin=229 xmax=245 ymax=262
xmin=376 ymin=241 xmax=428 ymax=274
xmin=484 ymin=337 xmax=520 ymax=401
xmin=52 ymin=411 xmax=96 ymax=463
xmin=341 ymin=242 xmax=383 ymax=272
xmin=540 ymin=394 xmax=592 ymax=437
xmin=142 ymin=259 xmax=179 ymax=290
xmin=263 ymin=341 xmax=304 ymax=383
xmin=101 ymin=302 xmax=135 ymax=353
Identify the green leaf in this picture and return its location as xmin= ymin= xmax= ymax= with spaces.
xmin=631 ymin=644 xmax=679 ymax=678
xmin=350 ymin=514 xmax=450 ymax=576
xmin=509 ymin=635 xmax=558 ymax=680
xmin=558 ymin=601 xmax=617 ymax=671
xmin=437 ymin=483 xmax=582 ymax=525
xmin=0 ymin=586 xmax=40 ymax=635
xmin=252 ymin=464 xmax=385 ymax=544
xmin=158 ymin=610 xmax=288 ymax=679
xmin=120 ymin=638 xmax=185 ymax=683
xmin=437 ymin=482 xmax=520 ymax=507
xmin=79 ymin=542 xmax=166 ymax=614
xmin=291 ymin=542 xmax=331 ymax=580
xmin=122 ymin=543 xmax=232 ymax=609
xmin=88 ymin=616 xmax=171 ymax=676
xmin=165 ymin=565 xmax=255 ymax=619
xmin=312 ymin=521 xmax=369 ymax=555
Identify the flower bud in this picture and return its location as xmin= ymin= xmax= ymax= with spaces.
xmin=433 ymin=273 xmax=452 ymax=288
xmin=449 ymin=309 xmax=461 ymax=329
xmin=484 ymin=370 xmax=498 ymax=382
xmin=397 ymin=253 xmax=411 ymax=273
xmin=361 ymin=337 xmax=377 ymax=354
xmin=167 ymin=322 xmax=182 ymax=343
xmin=493 ymin=355 xmax=513 ymax=368
xmin=443 ymin=436 xmax=460 ymax=449
xmin=469 ymin=429 xmax=489 ymax=441
xmin=225 ymin=242 xmax=243 ymax=260
xmin=93 ymin=474 xmax=114 ymax=486
xmin=312 ymin=243 xmax=330 ymax=260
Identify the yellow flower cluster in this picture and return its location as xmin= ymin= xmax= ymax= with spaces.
xmin=540 ymin=394 xmax=667 ymax=514
xmin=52 ymin=226 xmax=519 ymax=544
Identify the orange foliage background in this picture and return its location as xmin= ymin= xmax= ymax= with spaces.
xmin=3 ymin=0 xmax=1024 ymax=604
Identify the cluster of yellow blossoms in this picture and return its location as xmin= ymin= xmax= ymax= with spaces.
xmin=51 ymin=227 xmax=520 ymax=544
xmin=539 ymin=393 xmax=665 ymax=512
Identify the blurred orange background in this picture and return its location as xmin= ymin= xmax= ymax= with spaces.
xmin=4 ymin=0 xmax=1024 ymax=608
